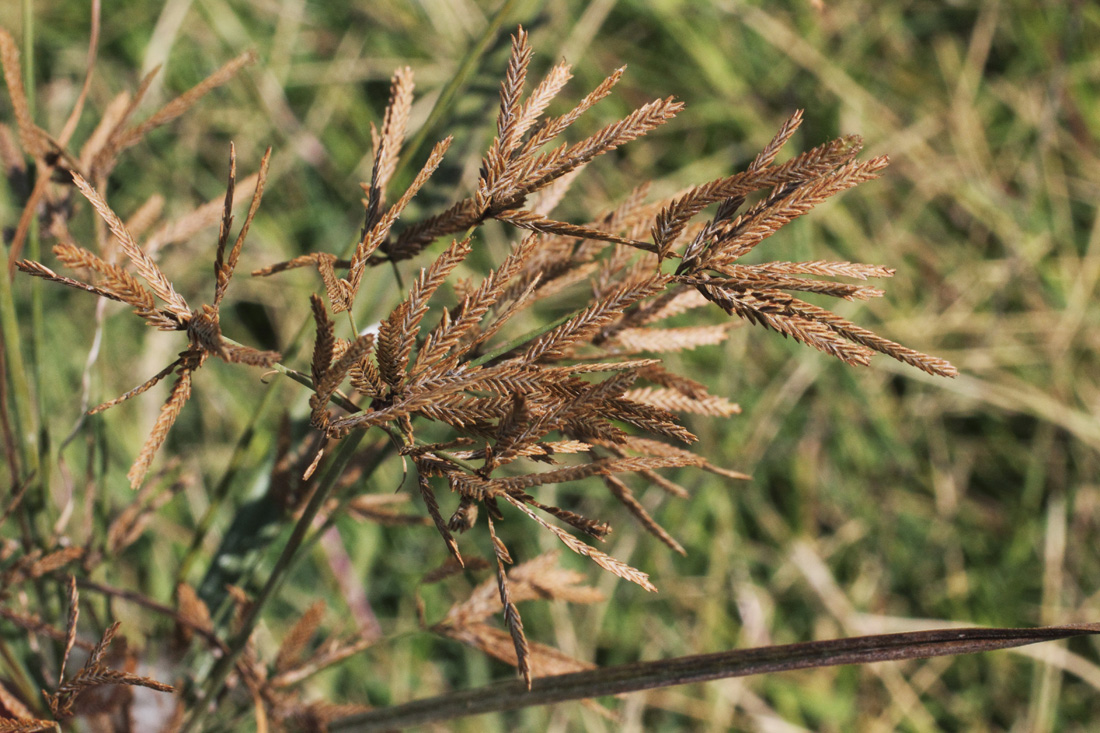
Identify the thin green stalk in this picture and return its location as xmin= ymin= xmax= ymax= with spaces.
xmin=272 ymin=434 xmax=394 ymax=587
xmin=0 ymin=221 xmax=40 ymax=551
xmin=0 ymin=636 xmax=40 ymax=715
xmin=21 ymin=0 xmax=34 ymax=123
xmin=388 ymin=257 xmax=405 ymax=293
xmin=467 ymin=308 xmax=579 ymax=368
xmin=174 ymin=316 xmax=313 ymax=587
xmin=8 ymin=0 xmax=48 ymax=542
xmin=26 ymin=189 xmax=48 ymax=500
xmin=21 ymin=0 xmax=48 ymax=488
xmin=394 ymin=0 xmax=519 ymax=185
xmin=173 ymin=377 xmax=284 ymax=586
xmin=181 ymin=429 xmax=367 ymax=733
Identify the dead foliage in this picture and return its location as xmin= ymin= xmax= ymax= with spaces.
xmin=0 ymin=16 xmax=968 ymax=731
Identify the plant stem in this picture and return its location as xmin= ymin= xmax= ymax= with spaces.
xmin=0 ymin=636 xmax=40 ymax=715
xmin=21 ymin=0 xmax=34 ymax=123
xmin=0 ymin=0 xmax=43 ymax=543
xmin=181 ymin=429 xmax=367 ymax=733
xmin=329 ymin=624 xmax=1100 ymax=731
xmin=0 ymin=241 xmax=38 ymax=508
xmin=394 ymin=0 xmax=519 ymax=186
xmin=22 ymin=0 xmax=48 ymax=500
xmin=173 ymin=377 xmax=284 ymax=586
xmin=467 ymin=308 xmax=579 ymax=368
xmin=174 ymin=313 xmax=313 ymax=588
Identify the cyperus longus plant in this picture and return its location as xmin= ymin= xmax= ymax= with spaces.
xmin=2 ymin=15 xmax=1096 ymax=733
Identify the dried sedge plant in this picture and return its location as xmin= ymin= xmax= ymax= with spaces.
xmin=17 ymin=146 xmax=279 ymax=489
xmin=0 ymin=578 xmax=173 ymax=731
xmin=2 ymin=18 xmax=966 ymax=729
xmin=254 ymin=28 xmax=955 ymax=686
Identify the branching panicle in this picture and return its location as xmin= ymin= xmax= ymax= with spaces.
xmin=7 ymin=20 xmax=960 ymax=717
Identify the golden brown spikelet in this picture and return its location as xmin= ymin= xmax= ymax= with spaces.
xmin=145 ymin=171 xmax=261 ymax=258
xmin=308 ymin=294 xmax=336 ymax=390
xmin=520 ymin=276 xmax=670 ymax=363
xmin=622 ymin=387 xmax=741 ymax=417
xmin=214 ymin=145 xmax=272 ymax=309
xmin=0 ymin=547 xmax=84 ymax=586
xmin=601 ymin=474 xmax=685 ymax=555
xmin=611 ymin=324 xmax=734 ymax=355
xmin=274 ymin=601 xmax=327 ymax=674
xmin=127 ymin=353 xmax=200 ymax=489
xmin=59 ymin=577 xmax=79 ymax=685
xmin=339 ymin=137 xmax=453 ymax=311
xmin=376 ymin=236 xmax=473 ymax=389
xmin=486 ymin=515 xmax=531 ymax=688
xmin=175 ymin=583 xmax=214 ymax=645
xmin=0 ymin=28 xmax=49 ymax=159
xmin=0 ymin=717 xmax=59 ymax=732
xmin=365 ymin=65 xmax=415 ymax=226
xmin=71 ymin=173 xmax=190 ymax=319
xmin=478 ymin=28 xmax=533 ymax=206
xmin=311 ymin=333 xmax=375 ymax=429
xmin=503 ymin=493 xmax=656 ymax=591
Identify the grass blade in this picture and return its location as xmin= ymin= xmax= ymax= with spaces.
xmin=330 ymin=624 xmax=1100 ymax=731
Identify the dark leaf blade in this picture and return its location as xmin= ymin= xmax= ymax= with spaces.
xmin=329 ymin=624 xmax=1100 ymax=731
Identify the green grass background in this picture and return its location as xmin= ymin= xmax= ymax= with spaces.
xmin=2 ymin=0 xmax=1098 ymax=730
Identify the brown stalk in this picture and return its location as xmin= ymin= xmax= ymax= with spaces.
xmin=56 ymin=0 xmax=101 ymax=148
xmin=331 ymin=624 xmax=1100 ymax=731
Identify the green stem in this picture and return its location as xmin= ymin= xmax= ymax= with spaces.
xmin=174 ymin=315 xmax=313 ymax=587
xmin=0 ymin=636 xmax=40 ymax=715
xmin=467 ymin=308 xmax=579 ymax=368
xmin=261 ymin=355 xmax=359 ymax=414
xmin=181 ymin=429 xmax=367 ymax=733
xmin=21 ymin=0 xmax=35 ymax=122
xmin=173 ymin=378 xmax=283 ymax=586
xmin=0 ymin=245 xmax=38 ymax=495
xmin=394 ymin=0 xmax=519 ymax=185
xmin=277 ymin=435 xmax=393 ymax=586
xmin=0 ymin=0 xmax=42 ymax=538
xmin=26 ymin=190 xmax=48 ymax=507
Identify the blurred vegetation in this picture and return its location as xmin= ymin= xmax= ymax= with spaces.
xmin=1 ymin=0 xmax=1098 ymax=730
